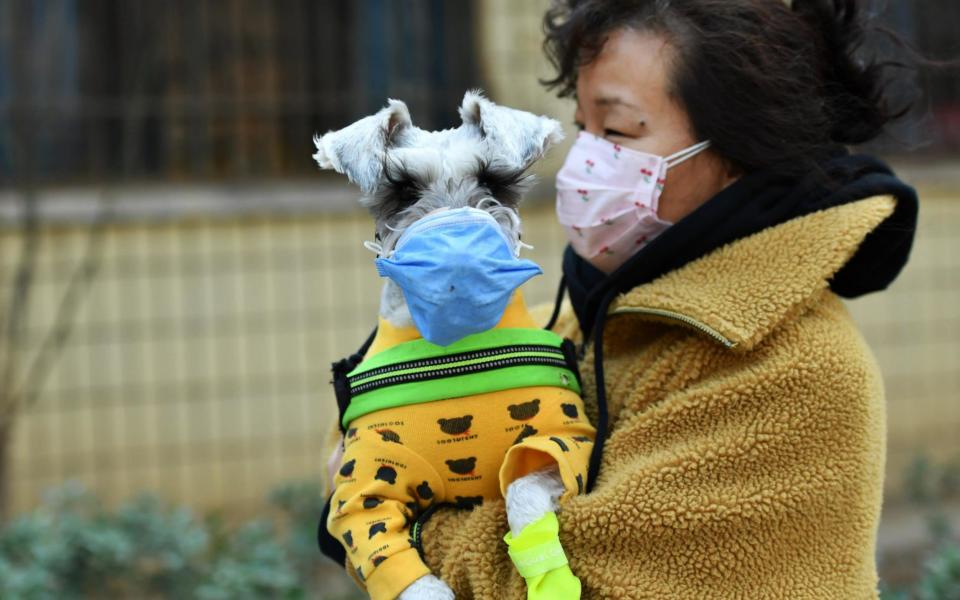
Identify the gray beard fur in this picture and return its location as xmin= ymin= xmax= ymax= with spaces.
xmin=380 ymin=279 xmax=414 ymax=328
xmin=372 ymin=191 xmax=528 ymax=332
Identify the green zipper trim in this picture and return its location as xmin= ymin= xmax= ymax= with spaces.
xmin=342 ymin=329 xmax=580 ymax=428
xmin=343 ymin=363 xmax=580 ymax=427
xmin=350 ymin=350 xmax=564 ymax=387
xmin=349 ymin=328 xmax=569 ymax=375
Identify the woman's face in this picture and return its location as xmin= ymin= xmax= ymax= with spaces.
xmin=574 ymin=28 xmax=737 ymax=223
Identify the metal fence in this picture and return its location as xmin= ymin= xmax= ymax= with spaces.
xmin=0 ymin=0 xmax=480 ymax=183
xmin=0 ymin=188 xmax=569 ymax=515
xmin=2 ymin=0 xmax=959 ymax=186
xmin=3 ymin=178 xmax=960 ymax=517
xmin=1 ymin=0 xmax=959 ymax=521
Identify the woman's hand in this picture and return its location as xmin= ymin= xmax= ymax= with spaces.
xmin=326 ymin=433 xmax=344 ymax=493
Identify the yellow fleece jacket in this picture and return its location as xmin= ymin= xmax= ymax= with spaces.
xmin=382 ymin=195 xmax=895 ymax=599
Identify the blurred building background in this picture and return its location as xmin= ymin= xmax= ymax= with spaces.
xmin=0 ymin=0 xmax=958 ymax=596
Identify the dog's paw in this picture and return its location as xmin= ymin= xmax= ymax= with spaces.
xmin=505 ymin=464 xmax=564 ymax=536
xmin=398 ymin=574 xmax=455 ymax=600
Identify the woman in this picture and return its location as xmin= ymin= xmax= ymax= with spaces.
xmin=324 ymin=0 xmax=919 ymax=597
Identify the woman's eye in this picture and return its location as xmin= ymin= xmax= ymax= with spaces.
xmin=604 ymin=128 xmax=630 ymax=139
xmin=571 ymin=123 xmax=632 ymax=138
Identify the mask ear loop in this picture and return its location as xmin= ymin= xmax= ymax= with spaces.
xmin=514 ymin=217 xmax=534 ymax=257
xmin=362 ymin=240 xmax=385 ymax=257
xmin=664 ymin=140 xmax=712 ymax=170
xmin=363 ymin=229 xmax=388 ymax=257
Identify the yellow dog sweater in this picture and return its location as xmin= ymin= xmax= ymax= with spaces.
xmin=326 ymin=293 xmax=596 ymax=600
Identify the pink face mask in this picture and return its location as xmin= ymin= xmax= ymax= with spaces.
xmin=556 ymin=131 xmax=711 ymax=273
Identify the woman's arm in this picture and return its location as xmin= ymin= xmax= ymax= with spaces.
xmin=321 ymin=420 xmax=343 ymax=496
xmin=419 ymin=296 xmax=886 ymax=598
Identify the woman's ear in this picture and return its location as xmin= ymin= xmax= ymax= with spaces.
xmin=314 ymin=99 xmax=414 ymax=195
xmin=722 ymin=156 xmax=743 ymax=187
xmin=459 ymin=89 xmax=565 ymax=172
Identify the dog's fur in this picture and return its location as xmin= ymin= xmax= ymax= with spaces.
xmin=315 ymin=90 xmax=565 ymax=600
xmin=314 ymin=90 xmax=563 ymax=327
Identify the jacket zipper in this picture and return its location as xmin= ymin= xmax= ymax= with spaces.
xmin=610 ymin=306 xmax=738 ymax=349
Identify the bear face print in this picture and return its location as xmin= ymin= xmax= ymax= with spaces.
xmin=343 ymin=530 xmax=354 ymax=548
xmin=416 ymin=481 xmax=434 ymax=501
xmin=372 ymin=555 xmax=388 ymax=567
xmin=513 ymin=424 xmax=538 ymax=444
xmin=573 ymin=435 xmax=592 ymax=443
xmin=363 ymin=496 xmax=384 ymax=509
xmin=375 ymin=465 xmax=398 ymax=484
xmin=550 ymin=436 xmax=570 ymax=452
xmin=368 ymin=522 xmax=388 ymax=539
xmin=339 ymin=459 xmax=356 ymax=477
xmin=561 ymin=403 xmax=579 ymax=419
xmin=437 ymin=415 xmax=473 ymax=435
xmin=455 ymin=496 xmax=484 ymax=510
xmin=508 ymin=399 xmax=540 ymax=421
xmin=377 ymin=429 xmax=402 ymax=444
xmin=445 ymin=457 xmax=477 ymax=475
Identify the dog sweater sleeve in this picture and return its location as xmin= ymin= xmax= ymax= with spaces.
xmin=326 ymin=433 xmax=444 ymax=600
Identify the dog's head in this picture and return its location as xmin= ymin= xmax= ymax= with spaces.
xmin=314 ymin=90 xmax=563 ymax=254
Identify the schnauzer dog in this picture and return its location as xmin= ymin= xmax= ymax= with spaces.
xmin=315 ymin=90 xmax=591 ymax=600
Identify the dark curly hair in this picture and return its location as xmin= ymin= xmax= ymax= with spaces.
xmin=541 ymin=0 xmax=914 ymax=177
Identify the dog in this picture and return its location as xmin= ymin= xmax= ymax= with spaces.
xmin=315 ymin=90 xmax=594 ymax=600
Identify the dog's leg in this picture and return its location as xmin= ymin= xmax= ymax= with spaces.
xmin=398 ymin=574 xmax=455 ymax=600
xmin=505 ymin=464 xmax=582 ymax=598
xmin=397 ymin=466 xmax=564 ymax=600
xmin=505 ymin=464 xmax=565 ymax=536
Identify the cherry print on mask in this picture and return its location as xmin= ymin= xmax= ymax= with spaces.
xmin=556 ymin=132 xmax=710 ymax=272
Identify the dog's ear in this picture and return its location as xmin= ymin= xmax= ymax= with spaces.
xmin=459 ymin=89 xmax=564 ymax=172
xmin=313 ymin=99 xmax=413 ymax=194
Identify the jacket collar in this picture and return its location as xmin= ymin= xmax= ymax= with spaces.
xmin=609 ymin=195 xmax=897 ymax=352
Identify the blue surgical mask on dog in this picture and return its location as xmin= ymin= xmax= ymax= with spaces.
xmin=374 ymin=207 xmax=542 ymax=347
